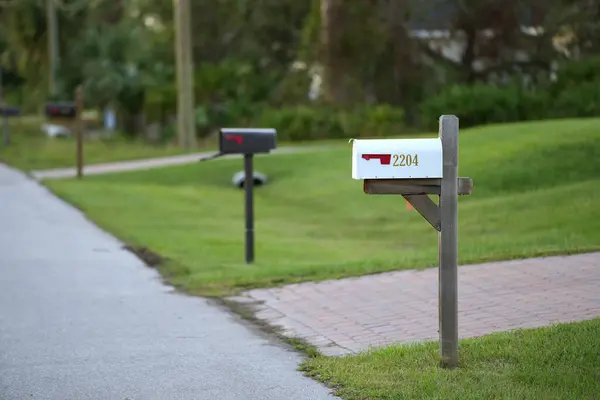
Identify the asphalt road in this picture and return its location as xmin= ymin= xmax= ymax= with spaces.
xmin=0 ymin=164 xmax=336 ymax=400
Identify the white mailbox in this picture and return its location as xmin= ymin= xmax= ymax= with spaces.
xmin=352 ymin=138 xmax=443 ymax=180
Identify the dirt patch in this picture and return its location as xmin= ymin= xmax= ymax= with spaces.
xmin=219 ymin=296 xmax=321 ymax=359
xmin=123 ymin=245 xmax=167 ymax=267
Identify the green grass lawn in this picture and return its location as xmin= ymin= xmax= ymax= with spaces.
xmin=45 ymin=117 xmax=600 ymax=296
xmin=0 ymin=116 xmax=196 ymax=171
xmin=300 ymin=318 xmax=600 ymax=399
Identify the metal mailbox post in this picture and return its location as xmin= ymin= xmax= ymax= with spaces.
xmin=0 ymin=66 xmax=19 ymax=147
xmin=352 ymin=115 xmax=473 ymax=368
xmin=45 ymin=91 xmax=84 ymax=179
xmin=202 ymin=127 xmax=277 ymax=264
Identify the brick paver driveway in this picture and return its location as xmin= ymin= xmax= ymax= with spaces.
xmin=230 ymin=253 xmax=600 ymax=356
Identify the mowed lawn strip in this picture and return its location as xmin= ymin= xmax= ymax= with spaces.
xmin=45 ymin=117 xmax=600 ymax=296
xmin=300 ymin=318 xmax=600 ymax=400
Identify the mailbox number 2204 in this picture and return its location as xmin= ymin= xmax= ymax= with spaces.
xmin=392 ymin=154 xmax=419 ymax=167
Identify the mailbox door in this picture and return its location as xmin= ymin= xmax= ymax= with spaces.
xmin=352 ymin=138 xmax=443 ymax=179
xmin=45 ymin=103 xmax=77 ymax=119
xmin=219 ymin=129 xmax=277 ymax=154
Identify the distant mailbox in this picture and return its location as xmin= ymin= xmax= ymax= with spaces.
xmin=352 ymin=138 xmax=442 ymax=180
xmin=219 ymin=128 xmax=277 ymax=155
xmin=0 ymin=106 xmax=20 ymax=117
xmin=45 ymin=102 xmax=77 ymax=119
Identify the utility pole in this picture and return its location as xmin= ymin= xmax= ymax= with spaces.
xmin=46 ymin=0 xmax=60 ymax=97
xmin=173 ymin=0 xmax=197 ymax=149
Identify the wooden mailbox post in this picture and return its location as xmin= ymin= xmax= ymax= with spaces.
xmin=44 ymin=86 xmax=84 ymax=178
xmin=352 ymin=115 xmax=472 ymax=368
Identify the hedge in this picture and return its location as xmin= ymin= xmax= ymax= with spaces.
xmin=420 ymin=57 xmax=600 ymax=130
xmin=257 ymin=105 xmax=406 ymax=142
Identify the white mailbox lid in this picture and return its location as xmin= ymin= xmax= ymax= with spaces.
xmin=352 ymin=138 xmax=442 ymax=180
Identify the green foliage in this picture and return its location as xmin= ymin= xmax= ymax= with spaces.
xmin=5 ymin=0 xmax=598 ymax=138
xmin=0 ymin=0 xmax=97 ymax=102
xmin=62 ymin=21 xmax=167 ymax=108
xmin=552 ymin=81 xmax=600 ymax=118
xmin=365 ymin=105 xmax=406 ymax=135
xmin=58 ymin=17 xmax=175 ymax=135
xmin=420 ymin=83 xmax=547 ymax=129
xmin=195 ymin=60 xmax=272 ymax=104
xmin=297 ymin=0 xmax=321 ymax=63
xmin=548 ymin=57 xmax=600 ymax=118
xmin=0 ymin=67 xmax=25 ymax=89
xmin=420 ymin=57 xmax=600 ymax=129
xmin=257 ymin=105 xmax=405 ymax=142
xmin=144 ymin=82 xmax=177 ymax=125
xmin=270 ymin=67 xmax=314 ymax=105
xmin=258 ymin=106 xmax=345 ymax=141
xmin=551 ymin=56 xmax=600 ymax=94
xmin=189 ymin=60 xmax=277 ymax=136
xmin=186 ymin=0 xmax=310 ymax=68
xmin=144 ymin=59 xmax=285 ymax=140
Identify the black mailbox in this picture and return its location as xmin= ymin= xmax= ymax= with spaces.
xmin=45 ymin=102 xmax=77 ymax=119
xmin=219 ymin=128 xmax=277 ymax=155
xmin=0 ymin=106 xmax=20 ymax=117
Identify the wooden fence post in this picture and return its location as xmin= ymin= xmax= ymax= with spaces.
xmin=75 ymin=86 xmax=84 ymax=179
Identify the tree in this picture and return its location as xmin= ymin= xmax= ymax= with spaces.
xmin=298 ymin=0 xmax=425 ymax=122
xmin=59 ymin=14 xmax=173 ymax=135
xmin=0 ymin=0 xmax=94 ymax=101
xmin=413 ymin=0 xmax=600 ymax=86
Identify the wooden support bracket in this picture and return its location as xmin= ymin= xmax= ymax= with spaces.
xmin=403 ymin=194 xmax=441 ymax=231
xmin=364 ymin=178 xmax=473 ymax=196
xmin=363 ymin=177 xmax=473 ymax=232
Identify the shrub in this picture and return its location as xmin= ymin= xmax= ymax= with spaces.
xmin=258 ymin=106 xmax=344 ymax=141
xmin=421 ymin=84 xmax=516 ymax=129
xmin=548 ymin=57 xmax=600 ymax=118
xmin=550 ymin=56 xmax=600 ymax=95
xmin=517 ymin=88 xmax=550 ymax=121
xmin=361 ymin=105 xmax=405 ymax=137
xmin=419 ymin=83 xmax=551 ymax=129
xmin=144 ymin=82 xmax=177 ymax=125
xmin=552 ymin=81 xmax=600 ymax=118
xmin=257 ymin=105 xmax=406 ymax=142
xmin=419 ymin=57 xmax=600 ymax=130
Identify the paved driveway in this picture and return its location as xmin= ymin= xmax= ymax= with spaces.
xmin=0 ymin=164 xmax=336 ymax=400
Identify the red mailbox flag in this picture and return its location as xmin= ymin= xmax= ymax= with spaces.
xmin=361 ymin=154 xmax=391 ymax=165
xmin=225 ymin=134 xmax=243 ymax=144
